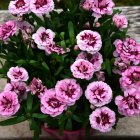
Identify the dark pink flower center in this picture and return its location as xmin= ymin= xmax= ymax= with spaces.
xmin=123 ymin=95 xmax=139 ymax=110
xmin=76 ymin=62 xmax=89 ymax=73
xmin=128 ymin=71 xmax=140 ymax=83
xmin=41 ymin=32 xmax=49 ymax=41
xmin=60 ymin=84 xmax=76 ymax=98
xmin=48 ymin=98 xmax=62 ymax=108
xmin=13 ymin=70 xmax=22 ymax=79
xmin=15 ymin=0 xmax=26 ymax=8
xmin=96 ymin=112 xmax=110 ymax=126
xmin=35 ymin=0 xmax=48 ymax=9
xmin=81 ymin=33 xmax=97 ymax=47
xmin=91 ymin=87 xmax=106 ymax=101
xmin=1 ymin=96 xmax=12 ymax=110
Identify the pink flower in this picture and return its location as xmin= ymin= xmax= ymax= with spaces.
xmin=76 ymin=52 xmax=103 ymax=71
xmin=91 ymin=0 xmax=115 ymax=18
xmin=32 ymin=27 xmax=55 ymax=49
xmin=80 ymin=0 xmax=94 ymax=11
xmin=45 ymin=44 xmax=70 ymax=55
xmin=8 ymin=0 xmax=30 ymax=15
xmin=113 ymin=57 xmax=130 ymax=75
xmin=0 ymin=20 xmax=17 ymax=41
xmin=95 ymin=71 xmax=105 ymax=81
xmin=120 ymin=66 xmax=140 ymax=90
xmin=17 ymin=21 xmax=34 ymax=38
xmin=76 ymin=30 xmax=102 ymax=54
xmin=113 ymin=14 xmax=128 ymax=29
xmin=85 ymin=81 xmax=112 ymax=107
xmin=89 ymin=107 xmax=116 ymax=132
xmin=0 ymin=91 xmax=20 ymax=117
xmin=71 ymin=59 xmax=95 ymax=80
xmin=29 ymin=77 xmax=47 ymax=96
xmin=4 ymin=82 xmax=27 ymax=100
xmin=114 ymin=38 xmax=140 ymax=65
xmin=115 ymin=88 xmax=140 ymax=117
xmin=55 ymin=79 xmax=82 ymax=106
xmin=7 ymin=66 xmax=29 ymax=82
xmin=41 ymin=88 xmax=67 ymax=117
xmin=30 ymin=0 xmax=54 ymax=15
xmin=4 ymin=82 xmax=27 ymax=94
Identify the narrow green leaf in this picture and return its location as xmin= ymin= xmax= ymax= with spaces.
xmin=55 ymin=66 xmax=64 ymax=76
xmin=72 ymin=115 xmax=82 ymax=123
xmin=16 ymin=59 xmax=27 ymax=65
xmin=42 ymin=61 xmax=50 ymax=72
xmin=68 ymin=21 xmax=75 ymax=45
xmin=27 ymin=93 xmax=33 ymax=112
xmin=0 ymin=116 xmax=26 ymax=126
xmin=105 ymin=59 xmax=112 ymax=75
xmin=60 ymin=32 xmax=65 ymax=40
xmin=32 ymin=113 xmax=48 ymax=119
xmin=65 ymin=118 xmax=72 ymax=130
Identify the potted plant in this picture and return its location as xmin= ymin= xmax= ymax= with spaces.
xmin=0 ymin=0 xmax=139 ymax=140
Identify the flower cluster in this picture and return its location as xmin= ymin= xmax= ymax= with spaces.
xmin=0 ymin=20 xmax=17 ymax=41
xmin=81 ymin=0 xmax=115 ymax=18
xmin=0 ymin=0 xmax=140 ymax=137
xmin=9 ymin=0 xmax=54 ymax=15
xmin=113 ymin=14 xmax=128 ymax=29
xmin=32 ymin=27 xmax=70 ymax=55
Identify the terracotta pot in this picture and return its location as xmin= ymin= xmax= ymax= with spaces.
xmin=42 ymin=126 xmax=93 ymax=140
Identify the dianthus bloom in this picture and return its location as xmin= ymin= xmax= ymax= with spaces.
xmin=8 ymin=0 xmax=30 ymax=15
xmin=4 ymin=82 xmax=27 ymax=95
xmin=114 ymin=38 xmax=140 ymax=65
xmin=41 ymin=89 xmax=67 ymax=117
xmin=76 ymin=52 xmax=103 ymax=72
xmin=120 ymin=66 xmax=140 ymax=90
xmin=71 ymin=59 xmax=95 ymax=80
xmin=89 ymin=107 xmax=116 ymax=132
xmin=29 ymin=77 xmax=47 ymax=96
xmin=81 ymin=0 xmax=115 ymax=18
xmin=95 ymin=71 xmax=105 ymax=81
xmin=7 ymin=66 xmax=29 ymax=82
xmin=32 ymin=27 xmax=55 ymax=49
xmin=44 ymin=44 xmax=70 ymax=55
xmin=0 ymin=20 xmax=17 ymax=41
xmin=30 ymin=0 xmax=54 ymax=15
xmin=80 ymin=0 xmax=94 ymax=11
xmin=55 ymin=79 xmax=82 ymax=106
xmin=4 ymin=82 xmax=27 ymax=100
xmin=115 ymin=88 xmax=140 ymax=117
xmin=113 ymin=57 xmax=130 ymax=75
xmin=17 ymin=21 xmax=34 ymax=38
xmin=76 ymin=30 xmax=102 ymax=54
xmin=85 ymin=81 xmax=112 ymax=107
xmin=113 ymin=14 xmax=128 ymax=29
xmin=0 ymin=91 xmax=20 ymax=117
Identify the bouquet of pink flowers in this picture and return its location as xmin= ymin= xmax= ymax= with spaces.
xmin=0 ymin=0 xmax=139 ymax=139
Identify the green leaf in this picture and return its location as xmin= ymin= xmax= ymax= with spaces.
xmin=65 ymin=118 xmax=72 ymax=130
xmin=42 ymin=61 xmax=50 ymax=72
xmin=32 ymin=113 xmax=48 ymax=119
xmin=72 ymin=115 xmax=82 ymax=123
xmin=60 ymin=32 xmax=65 ymax=40
xmin=16 ymin=59 xmax=27 ymax=65
xmin=0 ymin=116 xmax=26 ymax=126
xmin=60 ymin=41 xmax=66 ymax=49
xmin=105 ymin=59 xmax=112 ymax=76
xmin=27 ymin=93 xmax=33 ymax=112
xmin=55 ymin=66 xmax=64 ymax=76
xmin=68 ymin=21 xmax=75 ymax=45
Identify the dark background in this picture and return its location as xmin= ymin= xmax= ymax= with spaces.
xmin=0 ymin=0 xmax=140 ymax=9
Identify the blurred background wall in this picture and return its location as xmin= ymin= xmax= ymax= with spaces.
xmin=0 ymin=0 xmax=140 ymax=9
